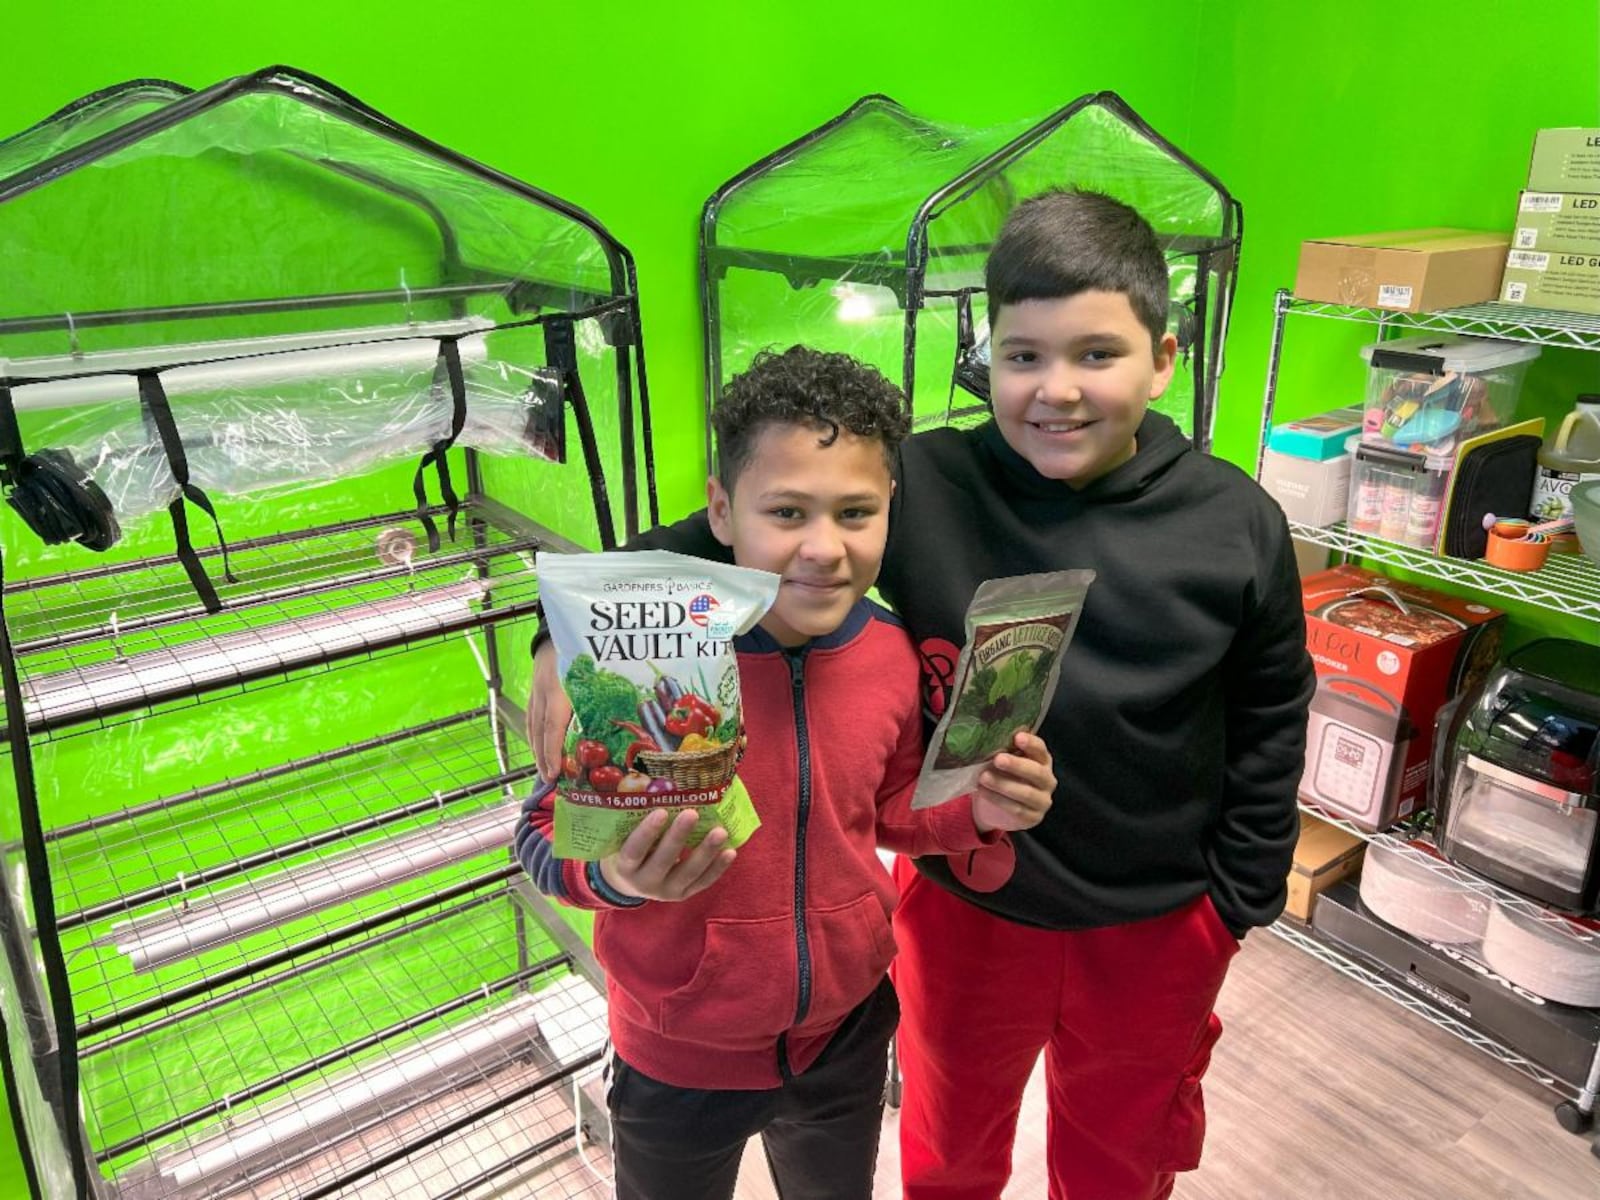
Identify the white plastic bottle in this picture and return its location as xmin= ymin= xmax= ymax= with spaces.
xmin=1529 ymin=395 xmax=1600 ymax=522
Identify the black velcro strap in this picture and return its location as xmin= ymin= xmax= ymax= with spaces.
xmin=947 ymin=291 xmax=975 ymax=421
xmin=951 ymin=291 xmax=992 ymax=407
xmin=138 ymin=371 xmax=234 ymax=612
xmin=0 ymin=385 xmax=24 ymax=486
xmin=545 ymin=318 xmax=616 ymax=549
xmin=413 ymin=337 xmax=468 ymax=553
xmin=5 ymin=371 xmax=121 ymax=550
xmin=4 ymin=449 xmax=120 ymax=551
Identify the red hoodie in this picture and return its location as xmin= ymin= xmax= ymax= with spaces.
xmin=518 ymin=599 xmax=995 ymax=1089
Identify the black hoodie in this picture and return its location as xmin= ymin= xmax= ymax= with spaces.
xmin=633 ymin=411 xmax=1314 ymax=936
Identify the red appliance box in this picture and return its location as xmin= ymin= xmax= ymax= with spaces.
xmin=1300 ymin=566 xmax=1505 ymax=829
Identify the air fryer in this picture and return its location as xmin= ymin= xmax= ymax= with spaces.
xmin=1300 ymin=676 xmax=1414 ymax=831
xmin=1436 ymin=639 xmax=1600 ymax=913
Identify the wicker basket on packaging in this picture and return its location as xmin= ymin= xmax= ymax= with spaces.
xmin=636 ymin=739 xmax=742 ymax=789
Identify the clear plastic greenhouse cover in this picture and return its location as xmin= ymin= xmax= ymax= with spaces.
xmin=1 ymin=66 xmax=656 ymax=581
xmin=0 ymin=66 xmax=654 ymax=1199
xmin=700 ymin=91 xmax=1240 ymax=465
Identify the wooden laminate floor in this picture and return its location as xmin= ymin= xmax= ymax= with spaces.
xmin=728 ymin=927 xmax=1599 ymax=1199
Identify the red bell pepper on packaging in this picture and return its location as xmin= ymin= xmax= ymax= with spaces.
xmin=665 ymin=702 xmax=713 ymax=740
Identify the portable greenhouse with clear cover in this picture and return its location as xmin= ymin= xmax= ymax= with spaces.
xmin=0 ymin=66 xmax=649 ymax=1198
xmin=699 ymin=90 xmax=1241 ymax=466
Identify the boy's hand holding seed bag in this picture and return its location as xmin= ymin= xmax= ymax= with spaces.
xmin=970 ymin=730 xmax=1055 ymax=833
xmin=534 ymin=549 xmax=776 ymax=863
xmin=598 ymin=808 xmax=737 ymax=901
xmin=911 ymin=570 xmax=1092 ymax=812
xmin=528 ymin=632 xmax=1056 ymax=845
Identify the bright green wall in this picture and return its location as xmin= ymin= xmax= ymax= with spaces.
xmin=0 ymin=0 xmax=1206 ymax=518
xmin=1195 ymin=0 xmax=1600 ymax=470
xmin=1 ymin=0 xmax=1597 ymax=1192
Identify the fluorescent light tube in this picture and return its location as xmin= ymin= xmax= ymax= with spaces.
xmin=153 ymin=979 xmax=598 ymax=1189
xmin=105 ymin=799 xmax=520 ymax=971
xmin=830 ymin=282 xmax=891 ymax=324
xmin=22 ymin=579 xmax=491 ymax=726
xmin=3 ymin=318 xmax=493 ymax=411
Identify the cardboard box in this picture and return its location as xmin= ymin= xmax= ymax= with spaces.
xmin=1293 ymin=540 xmax=1331 ymax=579
xmin=1294 ymin=230 xmax=1510 ymax=313
xmin=1312 ymin=881 xmax=1600 ymax=1089
xmin=1261 ymin=446 xmax=1351 ymax=527
xmin=1500 ymin=248 xmax=1600 ymax=316
xmin=1511 ymin=190 xmax=1600 ymax=254
xmin=1299 ymin=566 xmax=1505 ymax=830
xmin=1527 ymin=128 xmax=1600 ymax=193
xmin=1284 ymin=812 xmax=1366 ymax=922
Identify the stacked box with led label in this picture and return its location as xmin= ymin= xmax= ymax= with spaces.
xmin=1501 ymin=129 xmax=1600 ymax=315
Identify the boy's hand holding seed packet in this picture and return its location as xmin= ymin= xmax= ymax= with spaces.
xmin=913 ymin=570 xmax=1094 ymax=810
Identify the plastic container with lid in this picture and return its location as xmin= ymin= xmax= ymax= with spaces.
xmin=1529 ymin=395 xmax=1600 ymax=523
xmin=1359 ymin=334 xmax=1541 ymax=466
xmin=1347 ymin=440 xmax=1449 ymax=549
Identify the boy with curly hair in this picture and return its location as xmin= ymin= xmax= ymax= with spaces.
xmin=517 ymin=345 xmax=1056 ymax=1200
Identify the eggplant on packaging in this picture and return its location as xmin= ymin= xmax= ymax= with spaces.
xmin=1299 ymin=566 xmax=1504 ymax=831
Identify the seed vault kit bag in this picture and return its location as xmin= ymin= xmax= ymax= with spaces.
xmin=913 ymin=569 xmax=1094 ymax=809
xmin=536 ymin=549 xmax=780 ymax=859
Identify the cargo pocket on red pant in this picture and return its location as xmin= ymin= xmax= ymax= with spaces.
xmin=1157 ymin=1011 xmax=1223 ymax=1172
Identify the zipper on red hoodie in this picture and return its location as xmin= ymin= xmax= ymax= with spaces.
xmin=778 ymin=647 xmax=815 ymax=1081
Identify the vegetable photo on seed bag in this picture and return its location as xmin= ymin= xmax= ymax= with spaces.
xmin=913 ymin=570 xmax=1094 ymax=809
xmin=535 ymin=549 xmax=780 ymax=859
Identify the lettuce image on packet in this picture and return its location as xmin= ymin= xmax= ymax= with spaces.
xmin=536 ymin=549 xmax=780 ymax=860
xmin=912 ymin=569 xmax=1095 ymax=809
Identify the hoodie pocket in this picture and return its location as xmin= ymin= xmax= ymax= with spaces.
xmin=657 ymin=913 xmax=798 ymax=1039
xmin=1157 ymin=1010 xmax=1223 ymax=1172
xmin=797 ymin=893 xmax=899 ymax=1026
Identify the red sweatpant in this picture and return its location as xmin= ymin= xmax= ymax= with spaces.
xmin=891 ymin=859 xmax=1239 ymax=1200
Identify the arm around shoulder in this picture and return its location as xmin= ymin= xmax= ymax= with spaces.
xmin=628 ymin=509 xmax=730 ymax=558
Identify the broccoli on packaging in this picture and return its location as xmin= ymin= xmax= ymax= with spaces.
xmin=912 ymin=569 xmax=1094 ymax=809
xmin=536 ymin=549 xmax=780 ymax=860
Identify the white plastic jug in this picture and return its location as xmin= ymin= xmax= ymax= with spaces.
xmin=1529 ymin=397 xmax=1600 ymax=522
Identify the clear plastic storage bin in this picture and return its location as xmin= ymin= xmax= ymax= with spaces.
xmin=1359 ymin=334 xmax=1540 ymax=461
xmin=1348 ymin=441 xmax=1450 ymax=549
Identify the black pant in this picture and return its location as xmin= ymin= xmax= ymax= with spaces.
xmin=607 ymin=976 xmax=899 ymax=1200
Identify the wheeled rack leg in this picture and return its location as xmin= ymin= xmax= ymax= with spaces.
xmin=1554 ymin=1035 xmax=1600 ymax=1141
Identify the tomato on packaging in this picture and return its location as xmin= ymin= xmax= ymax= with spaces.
xmin=588 ymin=764 xmax=624 ymax=793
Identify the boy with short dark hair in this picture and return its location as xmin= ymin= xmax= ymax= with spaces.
xmin=517 ymin=345 xmax=1056 ymax=1200
xmin=531 ymin=188 xmax=1314 ymax=1199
